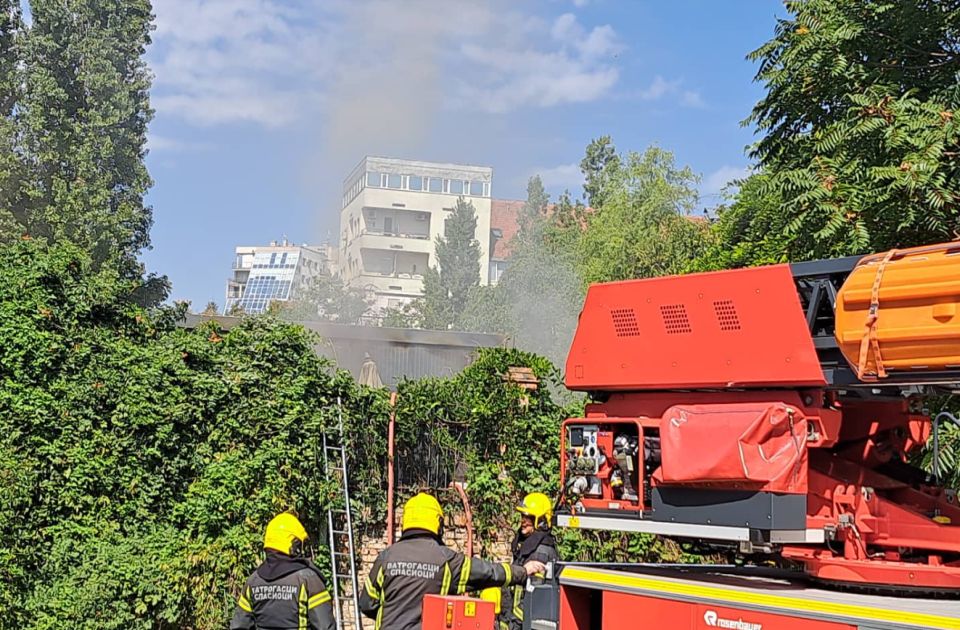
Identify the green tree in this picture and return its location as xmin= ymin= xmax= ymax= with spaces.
xmin=580 ymin=135 xmax=620 ymax=208
xmin=576 ymin=146 xmax=709 ymax=285
xmin=691 ymin=173 xmax=787 ymax=271
xmin=745 ymin=0 xmax=960 ymax=259
xmin=405 ymin=197 xmax=481 ymax=329
xmin=459 ymin=180 xmax=584 ymax=365
xmin=0 ymin=1 xmax=22 ymax=236
xmin=284 ymin=272 xmax=372 ymax=324
xmin=519 ymin=174 xmax=549 ymax=236
xmin=0 ymin=0 xmax=162 ymax=300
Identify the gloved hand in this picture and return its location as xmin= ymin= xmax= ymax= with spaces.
xmin=523 ymin=560 xmax=546 ymax=576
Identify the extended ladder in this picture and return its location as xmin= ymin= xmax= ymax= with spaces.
xmin=323 ymin=398 xmax=363 ymax=630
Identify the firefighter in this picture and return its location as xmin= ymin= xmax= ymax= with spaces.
xmin=359 ymin=492 xmax=545 ymax=630
xmin=497 ymin=492 xmax=559 ymax=630
xmin=230 ymin=512 xmax=336 ymax=630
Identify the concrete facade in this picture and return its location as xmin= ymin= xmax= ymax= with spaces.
xmin=340 ymin=157 xmax=494 ymax=312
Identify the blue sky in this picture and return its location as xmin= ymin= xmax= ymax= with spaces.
xmin=143 ymin=0 xmax=785 ymax=308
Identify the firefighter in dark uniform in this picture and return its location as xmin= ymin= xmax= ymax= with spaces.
xmin=230 ymin=512 xmax=336 ymax=630
xmin=358 ymin=492 xmax=546 ymax=630
xmin=494 ymin=492 xmax=559 ymax=630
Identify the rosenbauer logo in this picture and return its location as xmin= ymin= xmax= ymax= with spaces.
xmin=703 ymin=610 xmax=763 ymax=630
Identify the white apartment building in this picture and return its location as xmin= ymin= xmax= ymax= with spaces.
xmin=340 ymin=156 xmax=494 ymax=311
xmin=224 ymin=240 xmax=336 ymax=315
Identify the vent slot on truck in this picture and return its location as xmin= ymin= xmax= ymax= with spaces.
xmin=610 ymin=308 xmax=640 ymax=337
xmin=660 ymin=304 xmax=692 ymax=334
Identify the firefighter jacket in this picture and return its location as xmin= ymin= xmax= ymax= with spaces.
xmin=498 ymin=529 xmax=558 ymax=630
xmin=230 ymin=551 xmax=337 ymax=630
xmin=358 ymin=529 xmax=528 ymax=630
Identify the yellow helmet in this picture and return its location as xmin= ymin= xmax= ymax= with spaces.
xmin=402 ymin=493 xmax=444 ymax=535
xmin=516 ymin=492 xmax=552 ymax=529
xmin=264 ymin=512 xmax=308 ymax=556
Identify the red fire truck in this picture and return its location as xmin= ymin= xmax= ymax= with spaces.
xmin=512 ymin=244 xmax=960 ymax=629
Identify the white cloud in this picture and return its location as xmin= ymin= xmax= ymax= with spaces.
xmin=703 ymin=165 xmax=751 ymax=198
xmin=150 ymin=0 xmax=336 ymax=126
xmin=633 ymin=75 xmax=705 ymax=108
xmin=150 ymin=1 xmax=624 ymax=126
xmin=638 ymin=76 xmax=680 ymax=100
xmin=535 ymin=162 xmax=584 ymax=192
xmin=459 ymin=12 xmax=622 ymax=113
xmin=147 ymin=133 xmax=210 ymax=152
xmin=681 ymin=90 xmax=706 ymax=109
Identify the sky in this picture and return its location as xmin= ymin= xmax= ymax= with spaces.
xmin=143 ymin=0 xmax=786 ymax=309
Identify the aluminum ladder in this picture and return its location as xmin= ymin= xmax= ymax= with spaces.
xmin=323 ymin=398 xmax=363 ymax=630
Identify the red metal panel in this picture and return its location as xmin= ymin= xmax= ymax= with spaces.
xmin=599 ymin=591 xmax=856 ymax=630
xmin=421 ymin=595 xmax=495 ymax=630
xmin=559 ymin=585 xmax=595 ymax=630
xmin=565 ymin=265 xmax=825 ymax=391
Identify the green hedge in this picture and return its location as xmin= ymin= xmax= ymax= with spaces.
xmin=0 ymin=241 xmax=690 ymax=628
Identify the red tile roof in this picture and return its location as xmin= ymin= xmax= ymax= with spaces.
xmin=490 ymin=199 xmax=524 ymax=260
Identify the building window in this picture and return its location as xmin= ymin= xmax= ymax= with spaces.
xmin=408 ymin=175 xmax=423 ymax=191
xmin=469 ymin=181 xmax=484 ymax=196
xmin=387 ymin=173 xmax=402 ymax=189
xmin=367 ymin=172 xmax=380 ymax=187
xmin=428 ymin=177 xmax=443 ymax=192
xmin=449 ymin=179 xmax=464 ymax=194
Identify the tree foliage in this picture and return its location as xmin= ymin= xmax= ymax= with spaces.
xmin=0 ymin=0 xmax=165 ymax=303
xmin=459 ymin=179 xmax=584 ymax=366
xmin=0 ymin=239 xmax=387 ymax=628
xmin=744 ymin=0 xmax=960 ymax=259
xmin=401 ymin=197 xmax=482 ymax=330
xmin=580 ymin=135 xmax=620 ymax=208
xmin=283 ymin=271 xmax=372 ymax=324
xmin=691 ymin=172 xmax=788 ymax=271
xmin=577 ymin=145 xmax=710 ymax=285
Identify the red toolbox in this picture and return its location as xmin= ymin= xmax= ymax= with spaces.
xmin=422 ymin=594 xmax=495 ymax=630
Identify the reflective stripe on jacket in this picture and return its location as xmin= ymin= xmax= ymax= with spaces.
xmin=230 ymin=553 xmax=336 ymax=630
xmin=358 ymin=529 xmax=527 ymax=630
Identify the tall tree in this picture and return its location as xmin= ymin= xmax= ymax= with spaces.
xmin=746 ymin=0 xmax=960 ymax=259
xmin=0 ymin=0 xmax=161 ymax=297
xmin=283 ymin=272 xmax=372 ymax=324
xmin=459 ymin=180 xmax=583 ymax=365
xmin=580 ymin=135 xmax=619 ymax=208
xmin=0 ymin=1 xmax=22 ymax=238
xmin=405 ymin=197 xmax=482 ymax=329
xmin=576 ymin=146 xmax=708 ymax=285
xmin=519 ymin=174 xmax=549 ymax=238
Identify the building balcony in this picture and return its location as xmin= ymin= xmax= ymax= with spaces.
xmin=353 ymin=272 xmax=424 ymax=296
xmin=351 ymin=231 xmax=433 ymax=255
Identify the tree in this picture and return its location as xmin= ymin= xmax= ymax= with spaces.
xmin=576 ymin=146 xmax=709 ymax=285
xmin=0 ymin=1 xmax=22 ymax=238
xmin=283 ymin=272 xmax=371 ymax=324
xmin=519 ymin=175 xmax=549 ymax=237
xmin=580 ymin=135 xmax=620 ymax=208
xmin=405 ymin=197 xmax=481 ymax=329
xmin=201 ymin=301 xmax=219 ymax=316
xmin=0 ymin=1 xmax=163 ymax=301
xmin=691 ymin=172 xmax=786 ymax=271
xmin=459 ymin=178 xmax=585 ymax=365
xmin=745 ymin=0 xmax=960 ymax=260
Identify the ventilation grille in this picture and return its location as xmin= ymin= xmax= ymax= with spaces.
xmin=713 ymin=299 xmax=741 ymax=331
xmin=660 ymin=304 xmax=692 ymax=334
xmin=610 ymin=308 xmax=640 ymax=337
